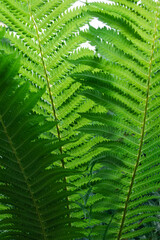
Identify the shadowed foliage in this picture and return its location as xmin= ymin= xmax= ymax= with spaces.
xmin=71 ymin=0 xmax=160 ymax=239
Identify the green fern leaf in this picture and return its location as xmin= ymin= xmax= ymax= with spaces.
xmin=71 ymin=0 xmax=160 ymax=239
xmin=0 ymin=32 xmax=82 ymax=240
xmin=0 ymin=1 xmax=104 ymax=236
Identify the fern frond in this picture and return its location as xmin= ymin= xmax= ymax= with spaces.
xmin=0 ymin=0 xmax=98 ymax=167
xmin=0 ymin=1 xmax=106 ymax=237
xmin=0 ymin=32 xmax=82 ymax=240
xmin=71 ymin=0 xmax=160 ymax=239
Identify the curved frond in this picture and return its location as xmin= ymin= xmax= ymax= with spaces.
xmin=71 ymin=0 xmax=160 ymax=239
xmin=0 ymin=32 xmax=81 ymax=240
xmin=0 ymin=1 xmax=105 ymax=237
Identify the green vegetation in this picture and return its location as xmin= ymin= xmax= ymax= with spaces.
xmin=0 ymin=0 xmax=159 ymax=239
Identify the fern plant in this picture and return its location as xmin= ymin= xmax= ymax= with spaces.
xmin=0 ymin=29 xmax=84 ymax=240
xmin=0 ymin=0 xmax=105 ymax=239
xmin=1 ymin=0 xmax=160 ymax=240
xmin=0 ymin=1 xmax=105 ymax=236
xmin=70 ymin=0 xmax=160 ymax=239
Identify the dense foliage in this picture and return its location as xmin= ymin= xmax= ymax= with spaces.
xmin=0 ymin=0 xmax=160 ymax=239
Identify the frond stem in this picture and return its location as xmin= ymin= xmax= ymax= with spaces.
xmin=27 ymin=0 xmax=70 ymax=225
xmin=0 ymin=115 xmax=47 ymax=240
xmin=27 ymin=1 xmax=65 ymax=170
xmin=117 ymin=8 xmax=158 ymax=240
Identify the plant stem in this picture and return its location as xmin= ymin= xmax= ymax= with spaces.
xmin=27 ymin=0 xmax=71 ymax=228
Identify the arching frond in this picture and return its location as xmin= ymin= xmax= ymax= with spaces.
xmin=0 ymin=31 xmax=82 ymax=240
xmin=71 ymin=0 xmax=160 ymax=239
xmin=0 ymin=1 xmax=106 ymax=238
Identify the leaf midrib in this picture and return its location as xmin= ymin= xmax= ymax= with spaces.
xmin=27 ymin=0 xmax=65 ymax=165
xmin=117 ymin=6 xmax=159 ymax=240
xmin=27 ymin=0 xmax=71 ymax=228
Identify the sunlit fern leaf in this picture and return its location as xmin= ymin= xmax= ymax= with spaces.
xmin=71 ymin=0 xmax=160 ymax=239
xmin=0 ymin=31 xmax=83 ymax=240
xmin=0 ymin=0 xmax=102 ymax=175
xmin=0 ymin=0 xmax=92 ymax=150
xmin=0 ymin=0 xmax=107 ymax=238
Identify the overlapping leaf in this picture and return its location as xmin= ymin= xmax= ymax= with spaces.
xmin=0 ymin=31 xmax=82 ymax=240
xmin=71 ymin=0 xmax=160 ymax=239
